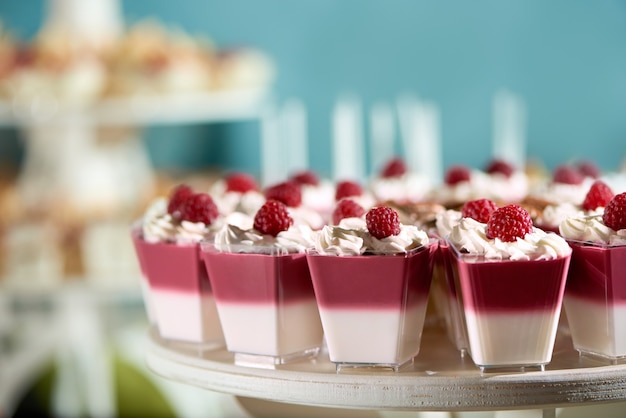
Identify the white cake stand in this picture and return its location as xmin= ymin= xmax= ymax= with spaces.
xmin=145 ymin=325 xmax=626 ymax=418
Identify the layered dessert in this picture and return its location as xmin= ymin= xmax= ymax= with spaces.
xmin=533 ymin=179 xmax=613 ymax=233
xmin=289 ymin=170 xmax=335 ymax=222
xmin=428 ymin=160 xmax=528 ymax=209
xmin=447 ymin=204 xmax=571 ymax=371
xmin=526 ymin=164 xmax=596 ymax=215
xmin=131 ymin=184 xmax=224 ymax=345
xmin=432 ymin=199 xmax=499 ymax=354
xmin=209 ymin=171 xmax=265 ymax=218
xmin=306 ymin=206 xmax=434 ymax=371
xmin=264 ymin=180 xmax=325 ymax=230
xmin=368 ymin=157 xmax=432 ymax=204
xmin=559 ymin=191 xmax=626 ymax=361
xmin=201 ymin=200 xmax=323 ymax=367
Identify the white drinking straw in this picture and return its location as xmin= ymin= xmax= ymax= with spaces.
xmin=332 ymin=94 xmax=365 ymax=181
xmin=369 ymin=101 xmax=395 ymax=176
xmin=493 ymin=89 xmax=526 ymax=170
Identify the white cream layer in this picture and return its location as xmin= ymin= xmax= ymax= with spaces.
xmin=465 ymin=310 xmax=560 ymax=368
xmin=319 ymin=303 xmax=428 ymax=365
xmin=215 ymin=300 xmax=323 ymax=357
xmin=151 ymin=289 xmax=224 ymax=344
xmin=564 ymin=296 xmax=626 ymax=359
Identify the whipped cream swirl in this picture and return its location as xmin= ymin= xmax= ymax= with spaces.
xmin=314 ymin=217 xmax=429 ymax=256
xmin=448 ymin=217 xmax=571 ymax=261
xmin=435 ymin=209 xmax=462 ymax=239
xmin=213 ymin=223 xmax=317 ymax=254
xmin=559 ymin=214 xmax=626 ymax=245
xmin=142 ymin=198 xmax=176 ymax=243
xmin=141 ymin=196 xmax=220 ymax=244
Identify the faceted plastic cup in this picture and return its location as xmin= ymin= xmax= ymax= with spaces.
xmin=448 ymin=242 xmax=571 ymax=372
xmin=130 ymin=226 xmax=157 ymax=325
xmin=563 ymin=240 xmax=626 ymax=362
xmin=132 ymin=232 xmax=224 ymax=347
xmin=200 ymin=242 xmax=324 ymax=368
xmin=306 ymin=242 xmax=436 ymax=372
xmin=433 ymin=239 xmax=469 ymax=355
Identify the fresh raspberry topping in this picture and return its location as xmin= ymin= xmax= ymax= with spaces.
xmin=366 ymin=206 xmax=401 ymax=239
xmin=225 ymin=172 xmax=259 ymax=193
xmin=167 ymin=184 xmax=194 ymax=216
xmin=179 ymin=193 xmax=219 ymax=225
xmin=485 ymin=204 xmax=533 ymax=242
xmin=290 ymin=170 xmax=320 ymax=186
xmin=461 ymin=199 xmax=498 ymax=223
xmin=381 ymin=157 xmax=407 ymax=178
xmin=332 ymin=199 xmax=366 ymax=225
xmin=253 ymin=200 xmax=294 ymax=237
xmin=582 ymin=180 xmax=614 ymax=211
xmin=577 ymin=160 xmax=601 ymax=179
xmin=484 ymin=159 xmax=514 ymax=178
xmin=444 ymin=165 xmax=471 ymax=186
xmin=552 ymin=165 xmax=584 ymax=185
xmin=264 ymin=181 xmax=302 ymax=207
xmin=335 ymin=180 xmax=363 ymax=201
xmin=602 ymin=192 xmax=626 ymax=231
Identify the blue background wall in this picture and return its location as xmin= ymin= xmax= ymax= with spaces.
xmin=2 ymin=0 xmax=626 ymax=179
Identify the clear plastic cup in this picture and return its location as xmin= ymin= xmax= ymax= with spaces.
xmin=201 ymin=242 xmax=323 ymax=368
xmin=306 ymin=241 xmax=436 ymax=372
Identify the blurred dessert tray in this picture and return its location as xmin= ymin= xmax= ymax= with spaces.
xmin=0 ymin=87 xmax=271 ymax=127
xmin=146 ymin=325 xmax=626 ymax=414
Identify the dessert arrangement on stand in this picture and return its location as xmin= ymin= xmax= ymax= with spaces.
xmin=132 ymin=154 xmax=626 ymax=404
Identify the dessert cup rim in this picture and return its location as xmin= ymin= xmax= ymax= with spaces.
xmin=565 ymin=238 xmax=626 ymax=249
xmin=201 ymin=240 xmax=301 ymax=256
xmin=305 ymin=239 xmax=436 ymax=258
xmin=446 ymin=238 xmax=571 ymax=263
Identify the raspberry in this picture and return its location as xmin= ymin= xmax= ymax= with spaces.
xmin=444 ymin=165 xmax=471 ymax=186
xmin=253 ymin=200 xmax=293 ymax=237
xmin=461 ymin=199 xmax=498 ymax=223
xmin=167 ymin=184 xmax=194 ymax=216
xmin=179 ymin=193 xmax=219 ymax=225
xmin=577 ymin=160 xmax=601 ymax=179
xmin=264 ymin=181 xmax=302 ymax=207
xmin=485 ymin=204 xmax=533 ymax=242
xmin=290 ymin=170 xmax=319 ymax=186
xmin=484 ymin=159 xmax=514 ymax=178
xmin=381 ymin=157 xmax=407 ymax=178
xmin=366 ymin=206 xmax=401 ymax=239
xmin=332 ymin=199 xmax=366 ymax=225
xmin=335 ymin=180 xmax=363 ymax=201
xmin=225 ymin=172 xmax=258 ymax=193
xmin=552 ymin=165 xmax=584 ymax=185
xmin=582 ymin=180 xmax=614 ymax=211
xmin=602 ymin=192 xmax=626 ymax=231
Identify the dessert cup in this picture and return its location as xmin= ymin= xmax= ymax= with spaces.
xmin=448 ymin=242 xmax=571 ymax=372
xmin=132 ymin=234 xmax=224 ymax=347
xmin=306 ymin=242 xmax=436 ymax=372
xmin=130 ymin=225 xmax=156 ymax=325
xmin=432 ymin=240 xmax=469 ymax=355
xmin=201 ymin=243 xmax=324 ymax=368
xmin=563 ymin=240 xmax=626 ymax=362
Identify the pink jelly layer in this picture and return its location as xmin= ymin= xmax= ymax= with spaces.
xmin=565 ymin=242 xmax=626 ymax=303
xmin=306 ymin=244 xmax=434 ymax=310
xmin=133 ymin=235 xmax=212 ymax=293
xmin=452 ymin=253 xmax=570 ymax=313
xmin=201 ymin=249 xmax=316 ymax=304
